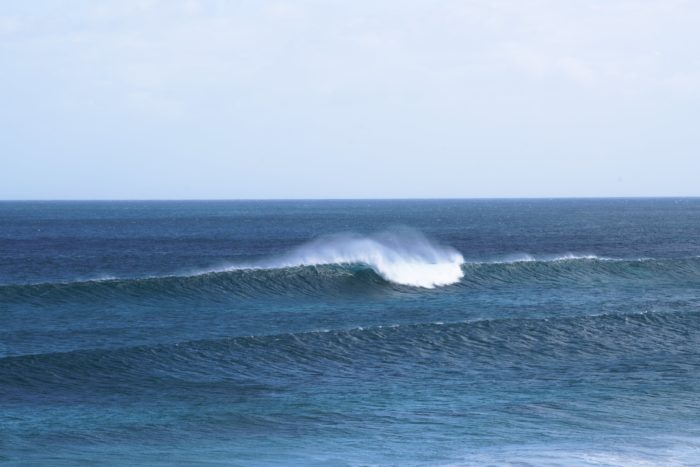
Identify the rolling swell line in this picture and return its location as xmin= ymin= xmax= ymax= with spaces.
xmin=2 ymin=256 xmax=700 ymax=304
xmin=2 ymin=309 xmax=699 ymax=392
xmin=457 ymin=256 xmax=700 ymax=288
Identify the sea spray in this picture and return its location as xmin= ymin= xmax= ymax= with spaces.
xmin=243 ymin=227 xmax=465 ymax=288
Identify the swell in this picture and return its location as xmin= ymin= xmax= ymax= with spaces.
xmin=3 ymin=256 xmax=700 ymax=304
xmin=459 ymin=255 xmax=700 ymax=287
xmin=0 ymin=264 xmax=390 ymax=305
xmin=2 ymin=309 xmax=699 ymax=398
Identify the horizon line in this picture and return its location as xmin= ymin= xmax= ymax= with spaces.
xmin=1 ymin=195 xmax=699 ymax=202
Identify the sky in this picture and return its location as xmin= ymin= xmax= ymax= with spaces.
xmin=1 ymin=0 xmax=699 ymax=199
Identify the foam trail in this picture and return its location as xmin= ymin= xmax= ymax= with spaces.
xmin=241 ymin=228 xmax=465 ymax=288
xmin=493 ymin=253 xmax=603 ymax=264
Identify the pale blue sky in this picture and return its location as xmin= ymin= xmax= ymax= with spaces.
xmin=2 ymin=0 xmax=699 ymax=199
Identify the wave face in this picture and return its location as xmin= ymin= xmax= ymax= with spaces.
xmin=4 ymin=255 xmax=700 ymax=304
xmin=217 ymin=228 xmax=465 ymax=288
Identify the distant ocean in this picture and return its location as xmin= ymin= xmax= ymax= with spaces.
xmin=2 ymin=199 xmax=700 ymax=466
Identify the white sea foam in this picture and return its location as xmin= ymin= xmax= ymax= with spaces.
xmin=491 ymin=253 xmax=603 ymax=264
xmin=452 ymin=439 xmax=700 ymax=467
xmin=229 ymin=228 xmax=465 ymax=288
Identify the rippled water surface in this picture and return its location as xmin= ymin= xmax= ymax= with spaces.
xmin=2 ymin=199 xmax=700 ymax=465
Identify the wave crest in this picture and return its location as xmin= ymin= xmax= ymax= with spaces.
xmin=232 ymin=228 xmax=465 ymax=288
xmin=492 ymin=253 xmax=603 ymax=263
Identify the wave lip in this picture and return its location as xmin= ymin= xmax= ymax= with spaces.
xmin=227 ymin=228 xmax=465 ymax=288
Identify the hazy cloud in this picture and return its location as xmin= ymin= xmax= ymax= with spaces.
xmin=2 ymin=1 xmax=699 ymax=198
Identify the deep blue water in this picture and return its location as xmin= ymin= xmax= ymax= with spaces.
xmin=2 ymin=199 xmax=700 ymax=465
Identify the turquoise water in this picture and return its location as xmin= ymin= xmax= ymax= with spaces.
xmin=2 ymin=199 xmax=700 ymax=465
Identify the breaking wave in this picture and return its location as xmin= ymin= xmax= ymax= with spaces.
xmin=3 ymin=226 xmax=700 ymax=303
xmin=209 ymin=228 xmax=465 ymax=288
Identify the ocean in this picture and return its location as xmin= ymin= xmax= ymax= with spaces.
xmin=1 ymin=199 xmax=699 ymax=465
